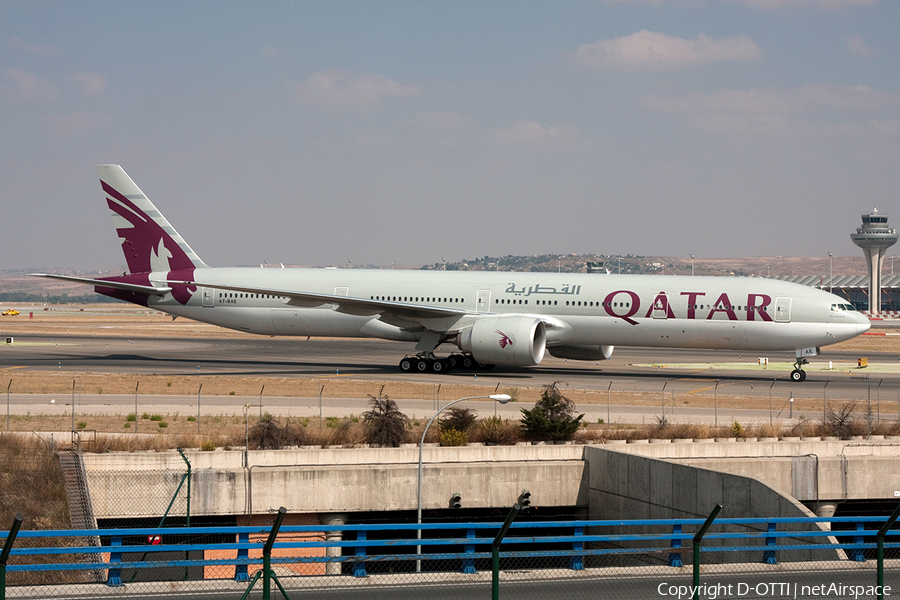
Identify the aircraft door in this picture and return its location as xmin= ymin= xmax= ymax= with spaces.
xmin=775 ymin=297 xmax=792 ymax=322
xmin=476 ymin=289 xmax=491 ymax=312
xmin=201 ymin=287 xmax=215 ymax=308
xmin=652 ymin=293 xmax=669 ymax=319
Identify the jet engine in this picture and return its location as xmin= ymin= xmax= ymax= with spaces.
xmin=457 ymin=316 xmax=546 ymax=367
xmin=547 ymin=345 xmax=615 ymax=361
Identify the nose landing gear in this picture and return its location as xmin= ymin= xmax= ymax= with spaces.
xmin=790 ymin=357 xmax=809 ymax=382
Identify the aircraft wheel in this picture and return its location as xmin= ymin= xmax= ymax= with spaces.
xmin=790 ymin=369 xmax=805 ymax=382
xmin=416 ymin=359 xmax=429 ymax=372
xmin=431 ymin=359 xmax=450 ymax=374
xmin=461 ymin=355 xmax=474 ymax=369
xmin=399 ymin=357 xmax=416 ymax=373
xmin=447 ymin=354 xmax=460 ymax=368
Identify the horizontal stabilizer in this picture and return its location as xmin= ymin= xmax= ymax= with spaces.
xmin=31 ymin=274 xmax=173 ymax=295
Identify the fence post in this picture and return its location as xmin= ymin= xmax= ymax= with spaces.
xmin=569 ymin=525 xmax=584 ymax=571
xmin=176 ymin=448 xmax=191 ymax=527
xmin=0 ymin=513 xmax=24 ymax=600
xmin=262 ymin=507 xmax=286 ymax=600
xmin=693 ymin=504 xmax=722 ymax=600
xmin=462 ymin=528 xmax=476 ymax=574
xmin=492 ymin=493 xmax=528 ymax=600
xmin=850 ymin=521 xmax=866 ymax=562
xmin=763 ymin=521 xmax=778 ymax=565
xmin=877 ymin=502 xmax=900 ymax=600
xmin=107 ymin=535 xmax=123 ymax=586
xmin=668 ymin=524 xmax=683 ymax=567
xmin=240 ymin=507 xmax=289 ymax=600
xmin=353 ymin=531 xmax=367 ymax=578
xmin=234 ymin=531 xmax=249 ymax=581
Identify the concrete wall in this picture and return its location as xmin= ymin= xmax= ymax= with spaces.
xmin=585 ymin=445 xmax=817 ymax=521
xmin=584 ymin=445 xmax=838 ymax=562
xmin=81 ymin=439 xmax=900 ymax=533
xmin=587 ymin=439 xmax=900 ymax=504
xmin=83 ymin=444 xmax=587 ymax=519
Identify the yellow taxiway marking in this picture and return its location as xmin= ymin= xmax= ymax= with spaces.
xmin=685 ymin=380 xmax=742 ymax=395
xmin=0 ymin=366 xmax=28 ymax=371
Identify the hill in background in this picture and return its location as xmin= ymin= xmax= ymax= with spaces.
xmin=1 ymin=254 xmax=871 ymax=304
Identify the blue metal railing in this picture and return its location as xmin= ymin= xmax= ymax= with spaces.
xmin=1 ymin=516 xmax=898 ymax=586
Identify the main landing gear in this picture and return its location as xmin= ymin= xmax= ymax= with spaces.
xmin=398 ymin=353 xmax=494 ymax=374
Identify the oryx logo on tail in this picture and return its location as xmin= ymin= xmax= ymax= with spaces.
xmin=98 ymin=165 xmax=208 ymax=305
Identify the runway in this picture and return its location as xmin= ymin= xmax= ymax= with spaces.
xmin=3 ymin=332 xmax=900 ymax=425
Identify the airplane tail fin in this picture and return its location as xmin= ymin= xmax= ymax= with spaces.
xmin=97 ymin=164 xmax=209 ymax=274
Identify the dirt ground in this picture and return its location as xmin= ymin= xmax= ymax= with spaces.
xmin=1 ymin=303 xmax=899 ymax=425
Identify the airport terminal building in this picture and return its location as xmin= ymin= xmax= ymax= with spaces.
xmin=773 ymin=274 xmax=900 ymax=317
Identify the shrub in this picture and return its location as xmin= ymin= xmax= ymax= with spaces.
xmin=149 ymin=414 xmax=163 ymax=422
xmin=200 ymin=439 xmax=217 ymax=451
xmin=478 ymin=416 xmax=521 ymax=445
xmin=825 ymin=402 xmax=862 ymax=439
xmin=248 ymin=413 xmax=290 ymax=449
xmin=519 ymin=382 xmax=583 ymax=441
xmin=158 ymin=421 xmax=168 ymax=428
xmin=76 ymin=421 xmax=87 ymax=430
xmin=323 ymin=419 xmax=363 ymax=447
xmin=731 ymin=420 xmax=744 ymax=437
xmin=362 ymin=394 xmax=409 ymax=447
xmin=282 ymin=420 xmax=311 ymax=446
xmin=440 ymin=406 xmax=477 ymax=434
xmin=126 ymin=413 xmax=136 ymax=422
xmin=440 ymin=428 xmax=468 ymax=447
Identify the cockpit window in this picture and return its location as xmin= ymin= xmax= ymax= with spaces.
xmin=831 ymin=303 xmax=856 ymax=312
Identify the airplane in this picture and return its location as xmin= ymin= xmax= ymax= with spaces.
xmin=34 ymin=165 xmax=870 ymax=382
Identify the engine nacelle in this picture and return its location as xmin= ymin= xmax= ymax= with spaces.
xmin=547 ymin=345 xmax=614 ymax=361
xmin=457 ymin=316 xmax=546 ymax=367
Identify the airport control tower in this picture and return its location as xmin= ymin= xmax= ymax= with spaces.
xmin=851 ymin=208 xmax=898 ymax=313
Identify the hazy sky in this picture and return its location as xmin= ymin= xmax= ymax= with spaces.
xmin=2 ymin=0 xmax=898 ymax=271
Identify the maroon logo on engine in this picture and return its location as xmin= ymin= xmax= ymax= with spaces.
xmin=496 ymin=330 xmax=514 ymax=349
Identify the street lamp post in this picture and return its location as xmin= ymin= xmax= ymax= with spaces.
xmin=416 ymin=394 xmax=511 ymax=571
xmin=690 ymin=254 xmax=694 ymax=276
xmin=828 ymin=252 xmax=833 ymax=293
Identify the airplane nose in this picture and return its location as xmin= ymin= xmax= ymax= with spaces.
xmin=857 ymin=312 xmax=872 ymax=335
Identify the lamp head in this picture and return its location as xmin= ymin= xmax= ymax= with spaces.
xmin=490 ymin=394 xmax=512 ymax=404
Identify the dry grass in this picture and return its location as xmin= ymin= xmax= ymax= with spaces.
xmin=0 ymin=434 xmax=70 ymax=530
xmin=2 ymin=304 xmax=898 ymax=409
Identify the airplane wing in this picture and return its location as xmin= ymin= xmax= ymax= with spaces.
xmin=173 ymin=280 xmax=469 ymax=328
xmin=195 ymin=281 xmax=576 ymax=339
xmin=31 ymin=274 xmax=173 ymax=295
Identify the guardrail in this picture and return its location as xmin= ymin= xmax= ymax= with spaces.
xmin=2 ymin=514 xmax=900 ymax=599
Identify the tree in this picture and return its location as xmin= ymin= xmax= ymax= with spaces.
xmin=439 ymin=406 xmax=477 ymax=434
xmin=520 ymin=382 xmax=584 ymax=441
xmin=362 ymin=394 xmax=410 ymax=447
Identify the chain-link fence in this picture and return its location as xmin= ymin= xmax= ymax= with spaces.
xmin=3 ymin=515 xmax=900 ymax=599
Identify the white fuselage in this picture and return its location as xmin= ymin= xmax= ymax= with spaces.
xmin=146 ymin=268 xmax=869 ymax=353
